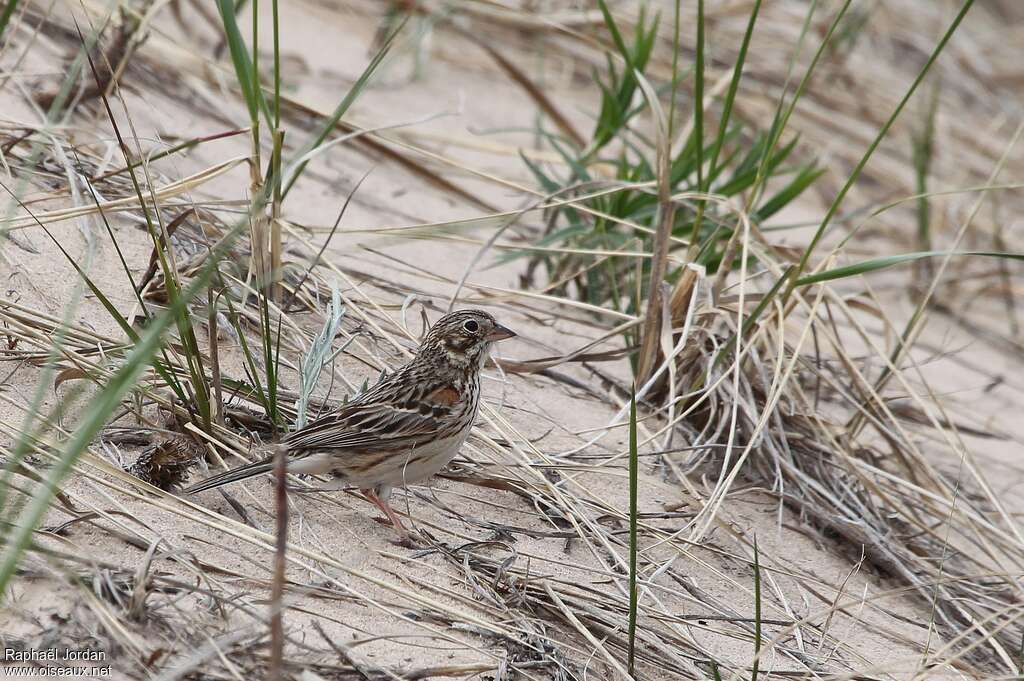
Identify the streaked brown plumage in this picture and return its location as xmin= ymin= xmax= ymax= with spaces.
xmin=182 ymin=310 xmax=516 ymax=544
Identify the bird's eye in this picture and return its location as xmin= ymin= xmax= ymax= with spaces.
xmin=463 ymin=320 xmax=479 ymax=333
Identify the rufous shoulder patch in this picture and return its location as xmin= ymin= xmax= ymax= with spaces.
xmin=427 ymin=385 xmax=461 ymax=405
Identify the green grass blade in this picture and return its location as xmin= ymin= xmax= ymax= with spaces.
xmin=734 ymin=0 xmax=840 ymax=233
xmin=590 ymin=1 xmax=658 ymax=154
xmin=751 ymin=536 xmax=762 ymax=681
xmin=272 ymin=0 xmax=281 ymax=129
xmin=693 ymin=0 xmax=704 ymax=195
xmin=223 ymin=294 xmax=274 ymax=420
xmin=215 ymin=0 xmax=272 ymax=128
xmin=795 ymin=250 xmax=1024 ymax=286
xmin=0 ymin=221 xmax=245 ymax=598
xmin=259 ymin=290 xmax=280 ymax=427
xmin=687 ymin=0 xmax=710 ymax=253
xmin=667 ymin=0 xmax=681 ymax=139
xmin=627 ymin=388 xmax=639 ymax=676
xmin=595 ymin=0 xmax=634 ymax=70
xmin=788 ymin=0 xmax=975 ymax=288
xmin=706 ymin=0 xmax=762 ymax=183
xmin=0 ymin=0 xmax=19 ymax=43
xmin=74 ymin=21 xmax=212 ymax=427
xmin=755 ymin=164 xmax=826 ymax=221
xmin=0 ymin=186 xmax=94 ymax=533
xmin=252 ymin=0 xmax=259 ymax=124
xmin=1 ymin=177 xmax=197 ymax=412
xmin=282 ymin=16 xmax=406 ymax=198
xmin=58 ymin=163 xmax=194 ymax=409
xmin=1017 ymin=631 xmax=1023 ymax=677
xmin=912 ymin=84 xmax=940 ymax=253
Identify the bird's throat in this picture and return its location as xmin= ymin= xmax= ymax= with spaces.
xmin=441 ymin=337 xmax=487 ymax=372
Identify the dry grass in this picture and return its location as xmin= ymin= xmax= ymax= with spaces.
xmin=1 ymin=1 xmax=1023 ymax=679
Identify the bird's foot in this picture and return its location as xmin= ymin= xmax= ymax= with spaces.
xmin=391 ymin=531 xmax=428 ymax=550
xmin=367 ymin=514 xmax=426 ymax=548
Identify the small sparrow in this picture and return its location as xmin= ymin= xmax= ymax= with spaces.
xmin=183 ymin=310 xmax=516 ymax=544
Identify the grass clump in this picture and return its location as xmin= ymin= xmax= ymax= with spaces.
xmin=516 ymin=1 xmax=822 ymax=330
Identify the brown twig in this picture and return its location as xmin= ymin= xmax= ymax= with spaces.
xmin=269 ymin=443 xmax=288 ymax=681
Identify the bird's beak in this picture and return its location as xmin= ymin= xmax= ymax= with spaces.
xmin=486 ymin=323 xmax=516 ymax=341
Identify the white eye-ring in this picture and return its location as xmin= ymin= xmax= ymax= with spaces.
xmin=463 ymin=319 xmax=479 ymax=332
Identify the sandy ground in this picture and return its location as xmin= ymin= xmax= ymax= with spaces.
xmin=1 ymin=1 xmax=1023 ymax=679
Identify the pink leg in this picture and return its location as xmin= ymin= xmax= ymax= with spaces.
xmin=361 ymin=488 xmax=411 ymax=544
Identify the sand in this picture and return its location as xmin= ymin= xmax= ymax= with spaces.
xmin=1 ymin=1 xmax=1023 ymax=679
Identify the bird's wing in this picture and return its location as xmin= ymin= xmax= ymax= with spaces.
xmin=283 ymin=370 xmax=464 ymax=452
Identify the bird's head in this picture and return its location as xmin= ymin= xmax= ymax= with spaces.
xmin=418 ymin=309 xmax=516 ymax=370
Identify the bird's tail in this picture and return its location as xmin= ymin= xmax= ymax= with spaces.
xmin=181 ymin=445 xmax=286 ymax=494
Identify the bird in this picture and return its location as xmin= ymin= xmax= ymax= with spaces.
xmin=182 ymin=309 xmax=516 ymax=545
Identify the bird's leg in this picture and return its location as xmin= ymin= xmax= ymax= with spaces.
xmin=361 ymin=488 xmax=413 ymax=545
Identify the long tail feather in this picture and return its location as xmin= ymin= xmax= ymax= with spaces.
xmin=182 ymin=458 xmax=275 ymax=494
